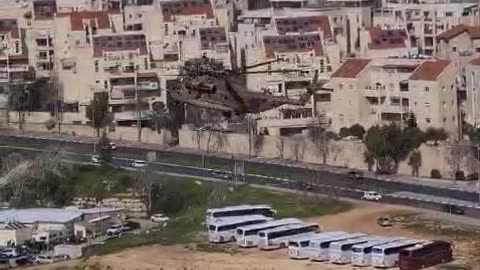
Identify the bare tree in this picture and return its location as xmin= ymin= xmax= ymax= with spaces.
xmin=208 ymin=182 xmax=229 ymax=207
xmin=447 ymin=142 xmax=469 ymax=183
xmin=253 ymin=134 xmax=265 ymax=156
xmin=276 ymin=137 xmax=285 ymax=159
xmin=307 ymin=123 xmax=330 ymax=164
xmin=135 ymin=167 xmax=159 ymax=214
xmin=245 ymin=116 xmax=264 ymax=157
xmin=206 ymin=129 xmax=229 ymax=153
xmin=290 ymin=136 xmax=306 ymax=161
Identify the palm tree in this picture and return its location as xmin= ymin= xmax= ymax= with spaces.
xmin=408 ymin=150 xmax=422 ymax=177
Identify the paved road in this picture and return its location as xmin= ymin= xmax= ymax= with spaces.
xmin=3 ymin=142 xmax=480 ymax=220
xmin=0 ymin=130 xmax=480 ymax=204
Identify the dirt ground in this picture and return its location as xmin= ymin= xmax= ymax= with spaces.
xmin=31 ymin=203 xmax=478 ymax=270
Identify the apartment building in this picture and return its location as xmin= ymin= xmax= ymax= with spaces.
xmin=359 ymin=26 xmax=411 ymax=58
xmin=373 ymin=2 xmax=479 ymax=56
xmin=464 ymin=56 xmax=480 ymax=127
xmin=327 ymin=58 xmax=458 ymax=135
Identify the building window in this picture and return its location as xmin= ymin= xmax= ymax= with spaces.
xmin=442 ymin=86 xmax=445 ymax=92
xmin=425 ymin=87 xmax=429 ymax=92
xmin=144 ymin=58 xmax=148 ymax=70
xmin=443 ymin=117 xmax=447 ymax=122
xmin=452 ymin=116 xmax=456 ymax=121
xmin=452 ymin=46 xmax=457 ymax=52
xmin=445 ymin=12 xmax=453 ymax=17
xmin=104 ymin=81 xmax=108 ymax=89
xmin=476 ymin=48 xmax=480 ymax=53
xmin=164 ymin=24 xmax=169 ymax=36
xmin=94 ymin=60 xmax=99 ymax=72
xmin=15 ymin=40 xmax=19 ymax=53
xmin=426 ymin=118 xmax=431 ymax=123
xmin=425 ymin=102 xmax=430 ymax=107
xmin=443 ymin=101 xmax=446 ymax=108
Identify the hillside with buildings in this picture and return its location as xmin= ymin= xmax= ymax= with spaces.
xmin=0 ymin=0 xmax=480 ymax=178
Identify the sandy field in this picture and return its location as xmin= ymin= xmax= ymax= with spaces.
xmin=29 ymin=203 xmax=478 ymax=270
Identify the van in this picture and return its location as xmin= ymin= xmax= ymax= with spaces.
xmin=362 ymin=191 xmax=382 ymax=201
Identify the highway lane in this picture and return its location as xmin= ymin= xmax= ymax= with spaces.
xmin=0 ymin=134 xmax=479 ymax=204
xmin=2 ymin=144 xmax=480 ymax=219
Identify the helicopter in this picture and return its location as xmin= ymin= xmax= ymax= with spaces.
xmin=169 ymin=56 xmax=324 ymax=117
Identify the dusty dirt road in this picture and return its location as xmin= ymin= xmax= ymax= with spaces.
xmin=30 ymin=203 xmax=476 ymax=270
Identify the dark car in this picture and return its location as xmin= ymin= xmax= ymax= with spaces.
xmin=295 ymin=182 xmax=314 ymax=191
xmin=442 ymin=204 xmax=465 ymax=215
xmin=347 ymin=170 xmax=364 ymax=180
xmin=210 ymin=170 xmax=230 ymax=180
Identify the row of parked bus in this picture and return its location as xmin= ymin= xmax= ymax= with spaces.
xmin=205 ymin=205 xmax=453 ymax=270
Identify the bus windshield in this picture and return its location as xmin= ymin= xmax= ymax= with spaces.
xmin=289 ymin=241 xmax=299 ymax=247
xmin=258 ymin=232 xmax=266 ymax=237
xmin=372 ymin=248 xmax=383 ymax=254
xmin=208 ymin=225 xmax=216 ymax=231
xmin=236 ymin=229 xmax=244 ymax=235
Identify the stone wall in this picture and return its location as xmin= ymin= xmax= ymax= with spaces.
xmin=73 ymin=197 xmax=147 ymax=217
xmin=178 ymin=127 xmax=455 ymax=178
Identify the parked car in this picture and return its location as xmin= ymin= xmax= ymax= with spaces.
xmin=377 ymin=216 xmax=393 ymax=227
xmin=109 ymin=142 xmax=117 ymax=150
xmin=91 ymin=155 xmax=100 ymax=164
xmin=106 ymin=224 xmax=131 ymax=236
xmin=347 ymin=170 xmax=364 ymax=180
xmin=151 ymin=214 xmax=170 ymax=223
xmin=35 ymin=254 xmax=69 ymax=264
xmin=442 ymin=204 xmax=465 ymax=215
xmin=0 ymin=248 xmax=19 ymax=257
xmin=361 ymin=191 xmax=382 ymax=201
xmin=210 ymin=170 xmax=229 ymax=180
xmin=131 ymin=160 xmax=147 ymax=168
xmin=295 ymin=182 xmax=313 ymax=191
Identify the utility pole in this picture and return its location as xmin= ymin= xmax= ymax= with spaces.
xmin=135 ymin=71 xmax=141 ymax=142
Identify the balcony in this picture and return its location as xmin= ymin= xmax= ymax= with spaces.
xmin=0 ymin=64 xmax=29 ymax=72
xmin=378 ymin=105 xmax=409 ymax=114
xmin=257 ymin=115 xmax=326 ymax=129
xmin=362 ymin=88 xmax=386 ymax=97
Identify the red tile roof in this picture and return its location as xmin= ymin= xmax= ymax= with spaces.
xmin=263 ymin=33 xmax=323 ymax=58
xmin=93 ymin=34 xmax=148 ymax=57
xmin=275 ymin=16 xmax=332 ymax=38
xmin=161 ymin=0 xmax=214 ymax=22
xmin=0 ymin=19 xmax=19 ymax=39
xmin=409 ymin=60 xmax=451 ymax=81
xmin=331 ymin=59 xmax=370 ymax=78
xmin=367 ymin=27 xmax=407 ymax=50
xmin=199 ymin=27 xmax=227 ymax=50
xmin=59 ymin=11 xmax=111 ymax=31
xmin=437 ymin=24 xmax=480 ymax=41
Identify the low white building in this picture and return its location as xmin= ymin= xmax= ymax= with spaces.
xmin=0 ymin=208 xmax=83 ymax=238
xmin=0 ymin=222 xmax=33 ymax=247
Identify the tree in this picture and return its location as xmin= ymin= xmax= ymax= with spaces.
xmin=135 ymin=167 xmax=159 ymax=214
xmin=348 ymin=124 xmax=366 ymax=140
xmin=405 ymin=113 xmax=417 ymax=128
xmin=276 ymin=137 xmax=285 ymax=159
xmin=245 ymin=116 xmax=258 ymax=158
xmin=179 ymin=56 xmax=225 ymax=82
xmin=97 ymin=132 xmax=112 ymax=164
xmin=408 ymin=150 xmax=422 ymax=177
xmin=339 ymin=127 xmax=350 ymax=138
xmin=363 ymin=150 xmax=375 ymax=172
xmin=447 ymin=142 xmax=468 ymax=183
xmin=307 ymin=124 xmax=330 ymax=164
xmin=424 ymin=128 xmax=448 ymax=146
xmin=86 ymin=93 xmax=111 ymax=137
xmin=290 ymin=136 xmax=306 ymax=161
xmin=364 ymin=124 xmax=424 ymax=174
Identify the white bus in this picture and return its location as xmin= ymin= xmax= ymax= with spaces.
xmin=287 ymin=231 xmax=346 ymax=260
xmin=257 ymin=223 xmax=320 ymax=250
xmin=371 ymin=239 xmax=424 ymax=268
xmin=329 ymin=236 xmax=380 ymax=264
xmin=308 ymin=233 xmax=367 ymax=262
xmin=236 ymin=218 xmax=303 ymax=247
xmin=206 ymin=205 xmax=274 ymax=225
xmin=351 ymin=237 xmax=406 ymax=266
xmin=208 ymin=215 xmax=273 ymax=243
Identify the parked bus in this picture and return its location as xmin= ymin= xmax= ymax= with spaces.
xmin=257 ymin=223 xmax=320 ymax=250
xmin=288 ymin=231 xmax=346 ymax=260
xmin=372 ymin=240 xmax=424 ymax=268
xmin=236 ymin=218 xmax=303 ymax=247
xmin=206 ymin=205 xmax=275 ymax=225
xmin=351 ymin=237 xmax=406 ymax=266
xmin=329 ymin=236 xmax=380 ymax=264
xmin=399 ymin=240 xmax=453 ymax=270
xmin=308 ymin=233 xmax=367 ymax=262
xmin=208 ymin=215 xmax=273 ymax=243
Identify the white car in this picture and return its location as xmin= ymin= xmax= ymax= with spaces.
xmin=35 ymin=254 xmax=69 ymax=264
xmin=361 ymin=191 xmax=382 ymax=201
xmin=91 ymin=155 xmax=100 ymax=164
xmin=109 ymin=142 xmax=117 ymax=150
xmin=131 ymin=160 xmax=147 ymax=168
xmin=0 ymin=248 xmax=19 ymax=257
xmin=106 ymin=224 xmax=130 ymax=236
xmin=150 ymin=214 xmax=170 ymax=223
